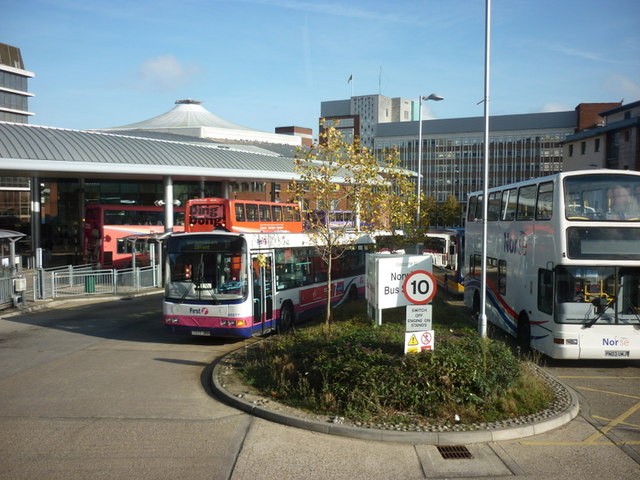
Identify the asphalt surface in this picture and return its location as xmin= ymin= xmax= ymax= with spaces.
xmin=1 ymin=292 xmax=639 ymax=479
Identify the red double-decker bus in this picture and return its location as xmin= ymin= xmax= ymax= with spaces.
xmin=84 ymin=204 xmax=185 ymax=267
xmin=185 ymin=198 xmax=303 ymax=233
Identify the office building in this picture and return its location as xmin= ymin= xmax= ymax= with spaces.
xmin=0 ymin=43 xmax=34 ymax=231
xmin=321 ymin=94 xmax=623 ymax=209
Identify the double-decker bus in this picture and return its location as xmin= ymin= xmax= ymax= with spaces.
xmin=424 ymin=228 xmax=464 ymax=295
xmin=185 ymin=197 xmax=303 ymax=234
xmin=464 ymin=170 xmax=640 ymax=359
xmin=84 ymin=204 xmax=185 ymax=268
xmin=163 ymin=231 xmax=373 ymax=338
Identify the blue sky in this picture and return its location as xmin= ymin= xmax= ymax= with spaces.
xmin=2 ymin=0 xmax=639 ymax=137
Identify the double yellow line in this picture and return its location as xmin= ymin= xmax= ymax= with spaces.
xmin=522 ymin=376 xmax=640 ymax=446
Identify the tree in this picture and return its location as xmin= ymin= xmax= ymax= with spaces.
xmin=439 ymin=194 xmax=462 ymax=227
xmin=287 ymin=122 xmax=414 ymax=330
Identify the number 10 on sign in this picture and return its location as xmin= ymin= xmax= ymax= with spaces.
xmin=402 ymin=270 xmax=437 ymax=305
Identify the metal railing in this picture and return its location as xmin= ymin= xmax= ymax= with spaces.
xmin=0 ymin=264 xmax=162 ymax=310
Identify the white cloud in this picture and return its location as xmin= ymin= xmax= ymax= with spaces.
xmin=134 ymin=54 xmax=201 ymax=92
xmin=540 ymin=102 xmax=572 ymax=112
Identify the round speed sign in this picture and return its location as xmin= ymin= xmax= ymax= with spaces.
xmin=402 ymin=270 xmax=437 ymax=305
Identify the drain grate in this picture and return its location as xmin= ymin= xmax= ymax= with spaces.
xmin=437 ymin=445 xmax=473 ymax=460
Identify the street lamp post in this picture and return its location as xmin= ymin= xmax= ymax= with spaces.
xmin=416 ymin=93 xmax=444 ymax=224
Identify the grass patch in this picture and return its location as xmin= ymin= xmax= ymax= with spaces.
xmin=237 ymin=299 xmax=554 ymax=427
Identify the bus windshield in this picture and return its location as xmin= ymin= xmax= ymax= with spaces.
xmin=555 ymin=266 xmax=640 ymax=325
xmin=165 ymin=235 xmax=247 ymax=302
xmin=564 ymin=174 xmax=640 ymax=221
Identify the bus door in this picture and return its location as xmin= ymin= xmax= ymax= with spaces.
xmin=252 ymin=253 xmax=274 ymax=334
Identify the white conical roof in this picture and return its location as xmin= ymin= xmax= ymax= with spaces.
xmin=106 ymin=99 xmax=258 ymax=131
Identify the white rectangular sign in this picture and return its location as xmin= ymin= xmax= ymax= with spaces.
xmin=365 ymin=254 xmax=433 ymax=309
xmin=406 ymin=305 xmax=432 ymax=332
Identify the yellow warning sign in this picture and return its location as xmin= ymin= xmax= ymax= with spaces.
xmin=404 ymin=330 xmax=435 ymax=354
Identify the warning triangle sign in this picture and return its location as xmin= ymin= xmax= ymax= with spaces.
xmin=408 ymin=334 xmax=419 ymax=346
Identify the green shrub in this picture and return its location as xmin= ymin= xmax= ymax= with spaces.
xmin=238 ymin=316 xmax=553 ymax=425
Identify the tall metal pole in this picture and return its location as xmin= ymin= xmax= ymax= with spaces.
xmin=163 ymin=176 xmax=174 ymax=233
xmin=480 ymin=0 xmax=491 ymax=338
xmin=416 ymin=98 xmax=424 ymax=224
xmin=415 ymin=94 xmax=444 ymax=225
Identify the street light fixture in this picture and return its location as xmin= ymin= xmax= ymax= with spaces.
xmin=416 ymin=93 xmax=444 ymax=224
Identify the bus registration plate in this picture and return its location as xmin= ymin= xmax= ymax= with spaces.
xmin=604 ymin=350 xmax=629 ymax=357
xmin=191 ymin=330 xmax=211 ymax=337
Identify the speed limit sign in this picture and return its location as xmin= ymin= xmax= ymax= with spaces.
xmin=402 ymin=270 xmax=437 ymax=305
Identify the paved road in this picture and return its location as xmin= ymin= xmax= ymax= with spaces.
xmin=0 ymin=293 xmax=638 ymax=479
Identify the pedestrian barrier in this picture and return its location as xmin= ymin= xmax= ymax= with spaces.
xmin=0 ymin=264 xmax=161 ymax=310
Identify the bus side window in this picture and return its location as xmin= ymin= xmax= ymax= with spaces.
xmin=246 ymin=204 xmax=259 ymax=222
xmin=260 ymin=204 xmax=272 ymax=221
xmin=235 ymin=203 xmax=245 ymax=222
xmin=502 ymin=188 xmax=517 ymax=220
xmin=487 ymin=192 xmax=501 ymax=221
xmin=475 ymin=195 xmax=483 ymax=220
xmin=467 ymin=196 xmax=477 ymax=221
xmin=517 ymin=185 xmax=537 ymax=220
xmin=536 ymin=182 xmax=554 ymax=220
xmin=272 ymin=205 xmax=283 ymax=222
xmin=538 ymin=269 xmax=553 ymax=314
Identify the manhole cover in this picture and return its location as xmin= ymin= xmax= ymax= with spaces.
xmin=437 ymin=445 xmax=473 ymax=459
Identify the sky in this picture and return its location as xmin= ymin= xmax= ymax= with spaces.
xmin=2 ymin=0 xmax=640 ymax=138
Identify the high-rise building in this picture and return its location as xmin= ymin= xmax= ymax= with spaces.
xmin=0 ymin=43 xmax=34 ymax=124
xmin=0 ymin=43 xmax=34 ymax=231
xmin=320 ymin=94 xmax=416 ymax=149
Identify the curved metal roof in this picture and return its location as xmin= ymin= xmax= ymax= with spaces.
xmin=102 ymin=99 xmax=257 ymax=132
xmin=0 ymin=122 xmax=299 ymax=181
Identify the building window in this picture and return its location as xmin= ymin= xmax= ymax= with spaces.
xmin=581 ymin=141 xmax=586 ymax=155
xmin=568 ymin=144 xmax=573 ymax=157
xmin=594 ymin=138 xmax=600 ymax=153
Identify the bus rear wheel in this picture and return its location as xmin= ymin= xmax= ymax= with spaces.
xmin=517 ymin=312 xmax=531 ymax=351
xmin=472 ymin=291 xmax=480 ymax=319
xmin=278 ymin=302 xmax=294 ymax=334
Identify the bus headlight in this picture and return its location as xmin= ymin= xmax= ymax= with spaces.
xmin=165 ymin=317 xmax=179 ymax=324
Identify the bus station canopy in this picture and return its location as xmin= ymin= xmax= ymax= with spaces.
xmin=0 ymin=121 xmax=300 ymax=182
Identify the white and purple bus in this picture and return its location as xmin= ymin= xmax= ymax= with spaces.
xmin=464 ymin=169 xmax=640 ymax=359
xmin=163 ymin=231 xmax=373 ymax=338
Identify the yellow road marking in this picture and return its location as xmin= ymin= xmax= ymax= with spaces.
xmin=592 ymin=415 xmax=640 ymax=428
xmin=575 ymin=386 xmax=640 ymax=400
xmin=522 ymin=384 xmax=640 ymax=447
xmin=583 ymin=401 xmax=640 ymax=444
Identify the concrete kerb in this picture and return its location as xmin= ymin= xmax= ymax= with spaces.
xmin=210 ymin=345 xmax=580 ymax=445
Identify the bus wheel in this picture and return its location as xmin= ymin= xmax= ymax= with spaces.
xmin=472 ymin=292 xmax=480 ymax=319
xmin=347 ymin=285 xmax=358 ymax=302
xmin=278 ymin=302 xmax=294 ymax=334
xmin=517 ymin=312 xmax=531 ymax=351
